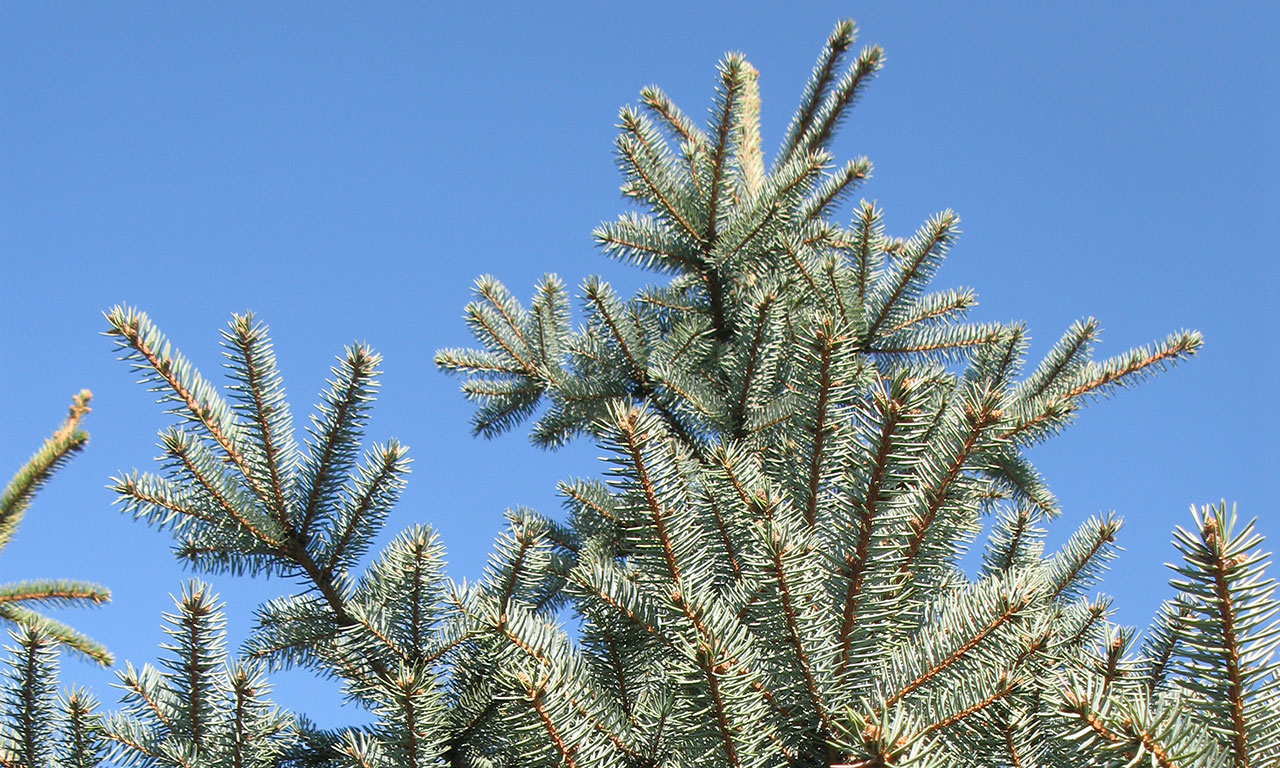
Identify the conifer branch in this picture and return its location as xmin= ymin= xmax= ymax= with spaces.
xmin=1002 ymin=331 xmax=1202 ymax=444
xmin=107 ymin=308 xmax=277 ymax=508
xmin=595 ymin=224 xmax=703 ymax=273
xmin=987 ymin=505 xmax=1035 ymax=576
xmin=616 ymin=133 xmax=704 ymax=247
xmin=564 ymin=569 xmax=666 ymax=645
xmin=838 ymin=387 xmax=901 ymax=675
xmin=467 ymin=305 xmax=538 ymax=378
xmin=1063 ymin=599 xmax=1111 ymax=650
xmin=781 ymin=19 xmax=858 ymax=162
xmin=1199 ymin=511 xmax=1250 ymax=767
xmin=1018 ymin=318 xmax=1099 ymax=400
xmin=987 ymin=324 xmax=1028 ymax=390
xmin=721 ymin=154 xmax=825 ymax=262
xmin=1002 ymin=720 xmax=1026 ymax=768
xmin=1060 ymin=690 xmax=1182 ymax=768
xmin=852 ymin=201 xmax=882 ymax=310
xmin=883 ymin=290 xmax=976 ymax=335
xmin=705 ymin=56 xmax=746 ymax=248
xmin=228 ymin=314 xmax=292 ymax=531
xmin=0 ymin=581 xmax=110 ymax=608
xmin=19 ymin=629 xmax=46 ymax=765
xmin=61 ymin=688 xmax=104 ymax=768
xmin=803 ymin=324 xmax=836 ymax=527
xmin=821 ymin=254 xmax=853 ymax=328
xmin=639 ymin=86 xmax=709 ymax=193
xmin=706 ymin=493 xmax=742 ymax=577
xmin=0 ymin=391 xmax=91 ymax=553
xmin=882 ymin=590 xmax=1028 ymax=708
xmin=1062 ymin=331 xmax=1201 ymax=401
xmin=798 ymin=44 xmax=883 ymax=156
xmin=711 ymin=447 xmax=755 ymax=510
xmin=165 ymin=434 xmax=284 ymax=550
xmin=698 ymin=646 xmax=744 ymax=768
xmin=1142 ymin=599 xmax=1191 ymax=695
xmin=898 ymin=395 xmax=998 ymax=577
xmin=601 ymin=626 xmax=633 ymax=718
xmin=1046 ymin=513 xmax=1122 ymax=603
xmin=866 ymin=338 xmax=990 ymax=357
xmin=768 ymin=530 xmax=831 ymax=732
xmin=0 ymin=605 xmax=113 ymax=666
xmin=585 ymin=281 xmax=643 ymax=379
xmin=781 ymin=242 xmax=824 ymax=309
xmin=862 ymin=212 xmax=958 ymax=343
xmin=732 ymin=294 xmax=775 ymax=436
xmin=323 ymin=443 xmax=406 ymax=575
xmin=617 ymin=408 xmax=683 ymax=587
xmin=918 ymin=676 xmax=1017 ymax=738
xmin=299 ymin=345 xmax=378 ymax=536
xmin=113 ymin=473 xmax=217 ymax=527
xmin=527 ymin=680 xmax=581 ymax=768
xmin=801 ymin=157 xmax=872 ymax=223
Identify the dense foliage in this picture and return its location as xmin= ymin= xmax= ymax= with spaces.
xmin=2 ymin=19 xmax=1275 ymax=768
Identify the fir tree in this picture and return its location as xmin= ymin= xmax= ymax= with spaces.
xmin=5 ymin=17 xmax=1276 ymax=768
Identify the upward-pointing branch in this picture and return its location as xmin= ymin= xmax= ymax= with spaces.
xmin=0 ymin=391 xmax=92 ymax=553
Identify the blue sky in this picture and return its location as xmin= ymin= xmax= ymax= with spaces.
xmin=2 ymin=3 xmax=1276 ymax=728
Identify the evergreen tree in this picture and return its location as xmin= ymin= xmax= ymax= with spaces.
xmin=4 ymin=17 xmax=1276 ymax=768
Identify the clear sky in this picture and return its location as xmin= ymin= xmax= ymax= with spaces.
xmin=2 ymin=2 xmax=1277 ymax=728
